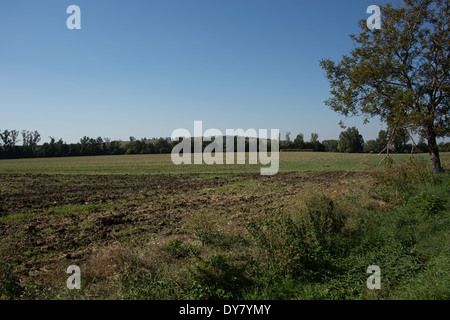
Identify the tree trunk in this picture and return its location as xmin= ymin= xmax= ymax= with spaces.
xmin=426 ymin=128 xmax=443 ymax=174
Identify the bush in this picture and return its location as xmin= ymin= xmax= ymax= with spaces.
xmin=0 ymin=264 xmax=23 ymax=299
xmin=247 ymin=192 xmax=348 ymax=278
xmin=184 ymin=212 xmax=247 ymax=249
xmin=164 ymin=239 xmax=195 ymax=259
xmin=118 ymin=255 xmax=177 ymax=300
xmin=188 ymin=254 xmax=253 ymax=300
xmin=408 ymin=191 xmax=446 ymax=216
xmin=370 ymin=157 xmax=437 ymax=203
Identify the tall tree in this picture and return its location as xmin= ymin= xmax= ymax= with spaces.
xmin=376 ymin=129 xmax=389 ymax=152
xmin=293 ymin=133 xmax=304 ymax=149
xmin=285 ymin=132 xmax=291 ymax=143
xmin=320 ymin=0 xmax=449 ymax=173
xmin=388 ymin=126 xmax=410 ymax=152
xmin=322 ymin=139 xmax=339 ymax=152
xmin=338 ymin=127 xmax=365 ymax=153
xmin=310 ymin=133 xmax=319 ymax=144
xmin=0 ymin=130 xmax=19 ymax=148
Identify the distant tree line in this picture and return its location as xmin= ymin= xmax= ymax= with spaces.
xmin=0 ymin=130 xmax=277 ymax=159
xmin=280 ymin=127 xmax=449 ymax=154
xmin=0 ymin=128 xmax=449 ymax=159
xmin=0 ymin=130 xmax=177 ymax=159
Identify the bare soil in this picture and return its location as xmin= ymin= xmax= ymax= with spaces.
xmin=0 ymin=171 xmax=365 ymax=284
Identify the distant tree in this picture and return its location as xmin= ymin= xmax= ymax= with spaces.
xmin=438 ymin=141 xmax=450 ymax=152
xmin=375 ymin=130 xmax=389 ymax=153
xmin=21 ymin=130 xmax=41 ymax=148
xmin=388 ymin=126 xmax=410 ymax=153
xmin=310 ymin=133 xmax=319 ymax=144
xmin=79 ymin=136 xmax=89 ymax=155
xmin=125 ymin=138 xmax=141 ymax=154
xmin=285 ymin=132 xmax=291 ymax=142
xmin=322 ymin=139 xmax=339 ymax=152
xmin=364 ymin=140 xmax=378 ymax=153
xmin=55 ymin=138 xmax=67 ymax=156
xmin=0 ymin=130 xmax=11 ymax=147
xmin=48 ymin=137 xmax=57 ymax=157
xmin=309 ymin=133 xmax=324 ymax=151
xmin=148 ymin=141 xmax=157 ymax=153
xmin=10 ymin=130 xmax=19 ymax=146
xmin=19 ymin=130 xmax=40 ymax=157
xmin=108 ymin=140 xmax=124 ymax=155
xmin=338 ymin=127 xmax=364 ymax=153
xmin=154 ymin=138 xmax=171 ymax=154
xmin=293 ymin=133 xmax=304 ymax=149
xmin=365 ymin=129 xmax=390 ymax=153
xmin=0 ymin=129 xmax=20 ymax=148
xmin=417 ymin=136 xmax=430 ymax=153
xmin=281 ymin=132 xmax=293 ymax=149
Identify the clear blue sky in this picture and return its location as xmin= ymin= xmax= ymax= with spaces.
xmin=1 ymin=0 xmax=410 ymax=144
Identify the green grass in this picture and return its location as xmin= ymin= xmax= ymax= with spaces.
xmin=0 ymin=211 xmax=40 ymax=224
xmin=1 ymin=153 xmax=449 ymax=300
xmin=0 ymin=203 xmax=114 ymax=225
xmin=120 ymin=161 xmax=450 ymax=300
xmin=116 ymin=166 xmax=449 ymax=300
xmin=0 ymin=152 xmax=446 ymax=175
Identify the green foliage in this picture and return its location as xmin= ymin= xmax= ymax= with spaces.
xmin=409 ymin=191 xmax=446 ymax=216
xmin=0 ymin=265 xmax=53 ymax=300
xmin=438 ymin=142 xmax=450 ymax=152
xmin=389 ymin=126 xmax=410 ymax=153
xmin=0 ymin=264 xmax=23 ymax=300
xmin=185 ymin=212 xmax=247 ymax=249
xmin=245 ymin=167 xmax=449 ymax=299
xmin=292 ymin=133 xmax=304 ymax=149
xmin=322 ymin=139 xmax=339 ymax=152
xmin=188 ymin=254 xmax=253 ymax=300
xmin=118 ymin=256 xmax=177 ymax=300
xmin=2 ymin=152 xmax=448 ymax=300
xmin=164 ymin=239 xmax=195 ymax=258
xmin=371 ymin=157 xmax=437 ymax=202
xmin=320 ymin=0 xmax=449 ymax=172
xmin=247 ymin=193 xmax=347 ymax=278
xmin=338 ymin=127 xmax=364 ymax=153
xmin=365 ymin=129 xmax=389 ymax=153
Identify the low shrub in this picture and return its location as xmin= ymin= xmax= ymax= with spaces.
xmin=408 ymin=191 xmax=446 ymax=216
xmin=0 ymin=264 xmax=23 ymax=299
xmin=164 ymin=239 xmax=195 ymax=259
xmin=370 ymin=157 xmax=437 ymax=203
xmin=247 ymin=192 xmax=348 ymax=278
xmin=187 ymin=253 xmax=253 ymax=300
